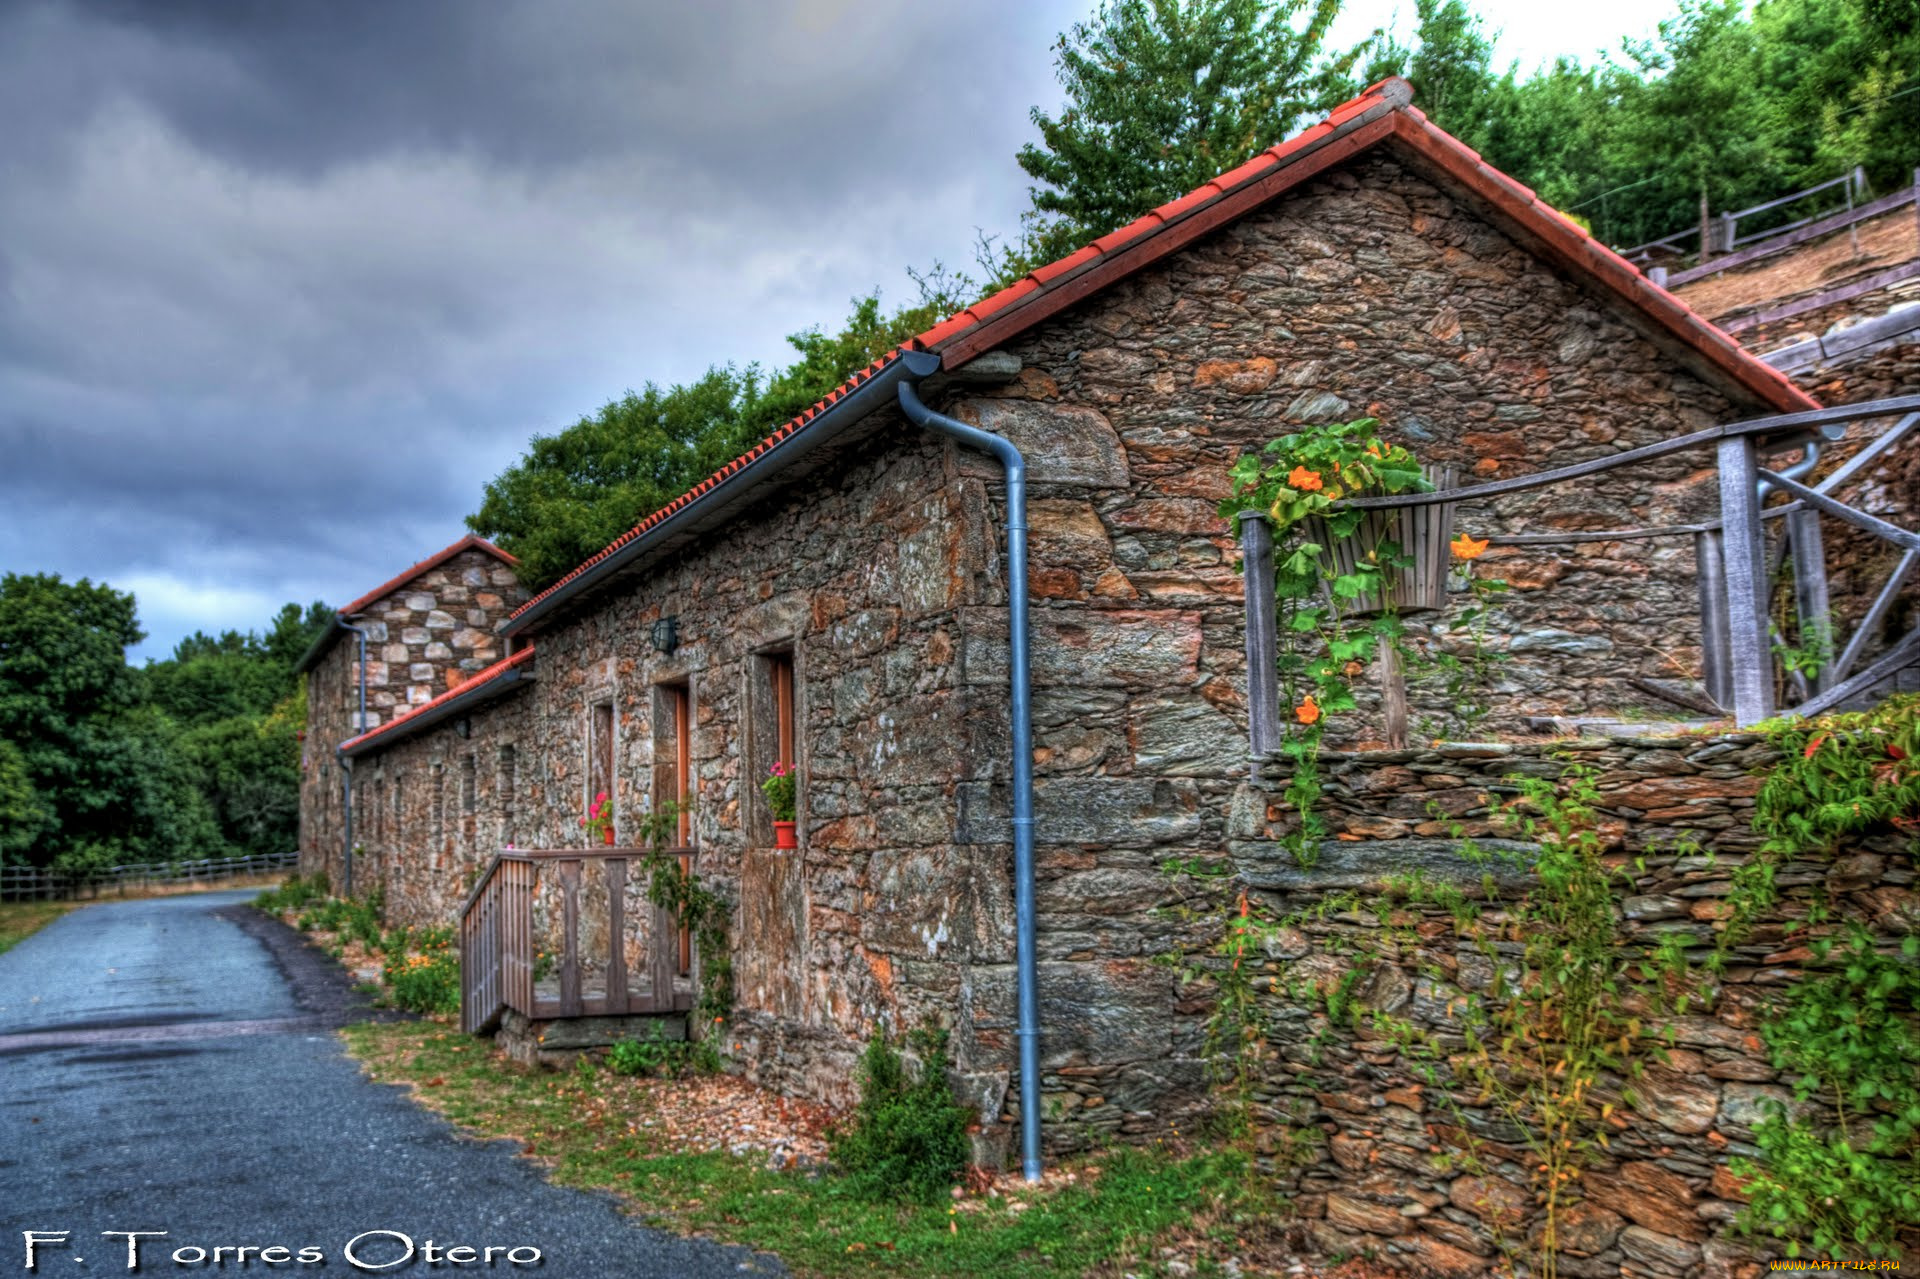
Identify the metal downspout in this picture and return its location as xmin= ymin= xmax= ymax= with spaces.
xmin=897 ymin=349 xmax=1043 ymax=1183
xmin=337 ymin=621 xmax=369 ymax=897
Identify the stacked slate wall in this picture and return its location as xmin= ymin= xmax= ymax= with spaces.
xmin=1225 ymin=734 xmax=1915 ymax=1279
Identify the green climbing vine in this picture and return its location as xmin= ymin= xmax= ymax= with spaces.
xmin=634 ymin=799 xmax=733 ymax=1028
xmin=1722 ymin=694 xmax=1920 ymax=1260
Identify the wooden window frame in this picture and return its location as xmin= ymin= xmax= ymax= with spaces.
xmin=654 ymin=680 xmax=695 ymax=975
xmin=586 ymin=698 xmax=616 ymax=843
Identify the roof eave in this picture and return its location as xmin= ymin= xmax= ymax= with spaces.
xmin=502 ymin=354 xmax=916 ymax=638
xmin=339 ymin=666 xmax=534 ymax=759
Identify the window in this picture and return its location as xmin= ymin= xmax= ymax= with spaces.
xmin=430 ymin=763 xmax=445 ymax=850
xmin=748 ymin=650 xmax=798 ymax=845
xmin=391 ymin=772 xmax=405 ymax=845
xmin=654 ymin=682 xmax=694 ymax=975
xmin=497 ymin=745 xmax=517 ymax=849
xmin=375 ymin=777 xmax=387 ymax=845
xmin=461 ymin=753 xmax=477 ymax=815
xmin=588 ymin=700 xmax=615 ymax=841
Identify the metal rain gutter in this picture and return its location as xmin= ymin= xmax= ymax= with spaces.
xmin=896 ymin=348 xmax=1043 ymax=1183
xmin=337 ymin=621 xmax=369 ymax=897
xmin=503 ymin=355 xmax=917 ymax=639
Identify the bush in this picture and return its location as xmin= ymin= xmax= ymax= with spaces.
xmin=256 ymin=873 xmax=326 ymax=913
xmin=829 ymin=1025 xmax=974 ymax=1203
xmin=382 ymin=932 xmax=459 ymax=1016
xmin=607 ymin=1024 xmax=724 ymax=1078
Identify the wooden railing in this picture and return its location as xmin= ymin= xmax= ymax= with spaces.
xmin=458 ymin=846 xmax=694 ymax=1035
xmin=1237 ymin=395 xmax=1920 ymax=749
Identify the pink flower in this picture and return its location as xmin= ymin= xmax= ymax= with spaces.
xmin=769 ymin=762 xmax=787 ymax=778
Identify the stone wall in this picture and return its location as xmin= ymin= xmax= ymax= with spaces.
xmin=968 ymin=149 xmax=1754 ymax=746
xmin=308 ymin=144 xmax=1875 ymax=1187
xmin=1222 ymin=733 xmax=1915 ymax=1279
xmin=298 ymin=545 xmax=526 ymax=887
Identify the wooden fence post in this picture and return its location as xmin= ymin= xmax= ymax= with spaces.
xmin=1695 ymin=529 xmax=1733 ymax=712
xmin=1239 ymin=512 xmax=1283 ymax=767
xmin=1788 ymin=508 xmax=1832 ymax=695
xmin=1717 ymin=436 xmax=1776 ymax=725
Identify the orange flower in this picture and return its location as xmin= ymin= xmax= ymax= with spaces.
xmin=1296 ymin=695 xmax=1322 ymax=725
xmin=1803 ymin=732 xmax=1828 ymax=760
xmin=1287 ymin=466 xmax=1324 ymax=492
xmin=1451 ymin=533 xmax=1490 ymax=560
xmin=1366 ymin=442 xmax=1384 ymax=458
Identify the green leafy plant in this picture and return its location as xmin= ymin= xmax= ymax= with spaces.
xmin=256 ymin=872 xmax=326 ymax=913
xmin=382 ymin=927 xmax=459 ymax=1016
xmin=635 ymin=799 xmax=733 ymax=1029
xmin=1735 ymin=928 xmax=1920 ymax=1260
xmin=580 ymin=790 xmax=615 ymax=844
xmin=608 ymin=1024 xmax=720 ymax=1078
xmin=1720 ymin=695 xmax=1920 ymax=950
xmin=760 ymin=761 xmax=796 ymax=822
xmin=828 ymin=1024 xmax=975 ymax=1204
xmin=1220 ymin=418 xmax=1436 ymax=868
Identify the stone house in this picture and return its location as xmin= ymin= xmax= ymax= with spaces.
xmin=293 ymin=79 xmax=1917 ymax=1275
xmin=297 ymin=533 xmax=527 ymax=890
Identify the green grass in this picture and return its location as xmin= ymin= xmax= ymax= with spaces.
xmin=342 ymin=1021 xmax=1281 ymax=1279
xmin=0 ymin=900 xmax=75 ymax=955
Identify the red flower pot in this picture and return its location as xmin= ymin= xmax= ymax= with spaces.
xmin=602 ymin=826 xmax=616 ymax=847
xmin=773 ymin=821 xmax=798 ymax=850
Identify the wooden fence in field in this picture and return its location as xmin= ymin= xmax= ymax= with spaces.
xmin=0 ymin=850 xmax=300 ymax=901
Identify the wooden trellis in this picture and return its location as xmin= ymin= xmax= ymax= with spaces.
xmin=1240 ymin=395 xmax=1920 ymax=754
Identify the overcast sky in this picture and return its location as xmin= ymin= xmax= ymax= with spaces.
xmin=0 ymin=0 xmax=1686 ymax=661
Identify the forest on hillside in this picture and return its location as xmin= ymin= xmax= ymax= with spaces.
xmin=0 ymin=573 xmax=329 ymax=874
xmin=468 ymin=0 xmax=1920 ymax=590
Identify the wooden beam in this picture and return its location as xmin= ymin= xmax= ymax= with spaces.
xmin=1667 ymin=185 xmax=1918 ymax=287
xmin=1718 ymin=436 xmax=1776 ymax=726
xmin=1831 ymin=548 xmax=1919 ymax=684
xmin=1791 ymin=627 xmax=1920 ymax=720
xmin=1239 ymin=512 xmax=1284 ymax=763
xmin=1787 ymin=509 xmax=1833 ymax=695
xmin=1756 ymin=470 xmax=1920 ymax=552
xmin=1695 ymin=529 xmax=1733 ymax=713
xmin=1341 ymin=399 xmax=1920 ymax=515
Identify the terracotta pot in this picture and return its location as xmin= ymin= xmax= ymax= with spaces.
xmin=602 ymin=826 xmax=616 ymax=847
xmin=772 ymin=821 xmax=798 ymax=850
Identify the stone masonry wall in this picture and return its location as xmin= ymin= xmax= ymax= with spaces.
xmin=299 ymin=545 xmax=526 ymax=888
xmin=1228 ymin=733 xmax=1916 ymax=1279
xmin=347 ymin=429 xmax=1025 ymax=1128
xmin=910 ymin=147 xmax=1778 ymax=1156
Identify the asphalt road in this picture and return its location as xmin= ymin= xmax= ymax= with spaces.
xmin=1 ymin=891 xmax=780 ymax=1277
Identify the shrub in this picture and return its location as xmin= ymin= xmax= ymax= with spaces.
xmin=607 ymin=1024 xmax=724 ymax=1078
xmin=829 ymin=1024 xmax=974 ymax=1203
xmin=256 ymin=873 xmax=325 ymax=913
xmin=382 ymin=929 xmax=459 ymax=1016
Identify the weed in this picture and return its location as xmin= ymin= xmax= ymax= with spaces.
xmin=829 ymin=1025 xmax=974 ymax=1204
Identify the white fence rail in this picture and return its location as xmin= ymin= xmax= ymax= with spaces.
xmin=0 ymin=850 xmax=300 ymax=901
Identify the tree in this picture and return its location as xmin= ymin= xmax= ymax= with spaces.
xmin=1013 ymin=0 xmax=1365 ymax=260
xmin=1363 ymin=0 xmax=1496 ymax=152
xmin=467 ymin=291 xmax=960 ymax=589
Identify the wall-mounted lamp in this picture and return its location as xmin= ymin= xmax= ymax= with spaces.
xmin=650 ymin=616 xmax=680 ymax=655
xmin=454 ymin=717 xmax=472 ymax=739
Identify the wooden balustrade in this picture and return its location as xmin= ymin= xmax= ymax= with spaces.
xmin=458 ymin=847 xmax=694 ymax=1035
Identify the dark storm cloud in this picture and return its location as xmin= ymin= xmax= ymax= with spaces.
xmin=0 ymin=0 xmax=1081 ymax=657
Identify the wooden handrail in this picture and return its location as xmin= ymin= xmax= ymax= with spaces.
xmin=459 ymin=845 xmax=697 ymax=1034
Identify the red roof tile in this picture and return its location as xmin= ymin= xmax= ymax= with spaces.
xmin=505 ymin=75 xmax=1816 ymax=632
xmin=339 ymin=533 xmax=516 ymax=619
